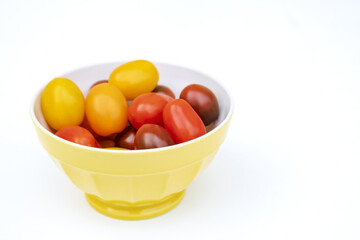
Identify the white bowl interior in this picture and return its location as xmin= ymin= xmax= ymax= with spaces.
xmin=33 ymin=62 xmax=232 ymax=134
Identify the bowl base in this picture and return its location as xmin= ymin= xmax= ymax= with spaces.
xmin=85 ymin=190 xmax=186 ymax=220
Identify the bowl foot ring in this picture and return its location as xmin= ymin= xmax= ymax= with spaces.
xmin=85 ymin=190 xmax=186 ymax=220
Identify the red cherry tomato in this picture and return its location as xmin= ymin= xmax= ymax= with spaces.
xmin=55 ymin=126 xmax=98 ymax=147
xmin=115 ymin=125 xmax=137 ymax=150
xmin=163 ymin=99 xmax=206 ymax=144
xmin=90 ymin=80 xmax=108 ymax=89
xmin=128 ymin=93 xmax=173 ymax=129
xmin=180 ymin=84 xmax=219 ymax=125
xmin=135 ymin=124 xmax=175 ymax=149
xmin=153 ymin=85 xmax=175 ymax=98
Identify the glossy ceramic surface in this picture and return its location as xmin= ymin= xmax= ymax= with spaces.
xmin=31 ymin=62 xmax=233 ymax=220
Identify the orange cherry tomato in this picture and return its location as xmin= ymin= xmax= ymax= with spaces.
xmin=85 ymin=83 xmax=128 ymax=136
xmin=90 ymin=80 xmax=108 ymax=90
xmin=80 ymin=116 xmax=102 ymax=140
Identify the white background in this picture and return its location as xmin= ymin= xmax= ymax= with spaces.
xmin=1 ymin=0 xmax=359 ymax=239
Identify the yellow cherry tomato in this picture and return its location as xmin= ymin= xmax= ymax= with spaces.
xmin=41 ymin=77 xmax=85 ymax=130
xmin=109 ymin=60 xmax=159 ymax=100
xmin=85 ymin=83 xmax=128 ymax=136
xmin=105 ymin=147 xmax=129 ymax=150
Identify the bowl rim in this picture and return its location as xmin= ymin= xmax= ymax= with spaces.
xmin=30 ymin=61 xmax=234 ymax=154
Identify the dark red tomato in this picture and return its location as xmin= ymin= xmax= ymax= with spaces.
xmin=205 ymin=121 xmax=216 ymax=133
xmin=94 ymin=140 xmax=102 ymax=148
xmin=98 ymin=138 xmax=115 ymax=148
xmin=90 ymin=80 xmax=108 ymax=89
xmin=115 ymin=125 xmax=137 ymax=150
xmin=135 ymin=124 xmax=175 ymax=149
xmin=153 ymin=85 xmax=175 ymax=98
xmin=163 ymin=99 xmax=206 ymax=144
xmin=180 ymin=84 xmax=219 ymax=125
xmin=107 ymin=133 xmax=118 ymax=141
xmin=56 ymin=126 xmax=98 ymax=147
xmin=128 ymin=93 xmax=173 ymax=129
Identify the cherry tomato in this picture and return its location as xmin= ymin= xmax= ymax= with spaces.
xmin=135 ymin=124 xmax=175 ymax=149
xmin=85 ymin=83 xmax=128 ymax=136
xmin=90 ymin=80 xmax=108 ymax=89
xmin=55 ymin=126 xmax=98 ymax=147
xmin=41 ymin=77 xmax=85 ymax=130
xmin=106 ymin=133 xmax=118 ymax=141
xmin=153 ymin=85 xmax=175 ymax=98
xmin=128 ymin=93 xmax=173 ymax=129
xmin=115 ymin=125 xmax=137 ymax=150
xmin=109 ymin=60 xmax=159 ymax=100
xmin=81 ymin=116 xmax=102 ymax=140
xmin=205 ymin=121 xmax=216 ymax=133
xmin=94 ymin=140 xmax=102 ymax=148
xmin=98 ymin=138 xmax=115 ymax=148
xmin=180 ymin=84 xmax=219 ymax=126
xmin=163 ymin=99 xmax=206 ymax=144
xmin=106 ymin=147 xmax=129 ymax=150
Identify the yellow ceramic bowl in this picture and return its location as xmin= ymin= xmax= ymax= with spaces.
xmin=31 ymin=62 xmax=234 ymax=220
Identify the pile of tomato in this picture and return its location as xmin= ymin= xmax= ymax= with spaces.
xmin=41 ymin=60 xmax=219 ymax=150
